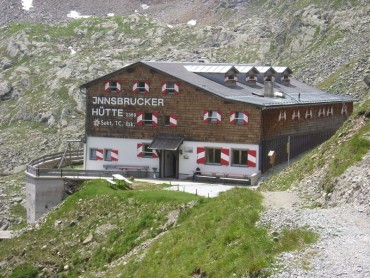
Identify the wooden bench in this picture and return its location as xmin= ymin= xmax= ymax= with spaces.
xmin=103 ymin=165 xmax=149 ymax=178
xmin=193 ymin=171 xmax=223 ymax=183
xmin=112 ymin=174 xmax=132 ymax=185
xmin=219 ymin=173 xmax=251 ymax=185
xmin=105 ymin=178 xmax=117 ymax=187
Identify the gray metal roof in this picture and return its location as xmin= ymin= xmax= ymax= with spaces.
xmin=149 ymin=136 xmax=183 ymax=151
xmin=81 ymin=61 xmax=356 ymax=108
xmin=142 ymin=61 xmax=355 ymax=107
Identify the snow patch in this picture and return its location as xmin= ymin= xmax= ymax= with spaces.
xmin=141 ymin=4 xmax=150 ymax=10
xmin=107 ymin=13 xmax=115 ymax=17
xmin=187 ymin=20 xmax=197 ymax=26
xmin=67 ymin=11 xmax=91 ymax=19
xmin=68 ymin=46 xmax=76 ymax=55
xmin=22 ymin=0 xmax=33 ymax=11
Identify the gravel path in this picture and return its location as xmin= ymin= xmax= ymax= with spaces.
xmin=259 ymin=192 xmax=370 ymax=277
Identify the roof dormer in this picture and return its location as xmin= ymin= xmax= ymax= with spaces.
xmin=273 ymin=66 xmax=293 ymax=85
xmin=224 ymin=66 xmax=239 ymax=87
xmin=235 ymin=65 xmax=259 ymax=85
xmin=256 ymin=66 xmax=276 ymax=83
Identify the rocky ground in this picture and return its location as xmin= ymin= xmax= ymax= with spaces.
xmin=260 ymin=192 xmax=370 ymax=278
xmin=259 ymin=147 xmax=370 ymax=277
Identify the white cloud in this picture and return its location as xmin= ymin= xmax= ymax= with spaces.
xmin=67 ymin=11 xmax=91 ymax=19
xmin=22 ymin=0 xmax=33 ymax=11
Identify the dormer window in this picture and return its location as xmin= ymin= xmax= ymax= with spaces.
xmin=224 ymin=69 xmax=238 ymax=86
xmin=281 ymin=74 xmax=290 ymax=85
xmin=246 ymin=73 xmax=257 ymax=84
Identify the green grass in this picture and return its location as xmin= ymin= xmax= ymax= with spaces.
xmin=107 ymin=189 xmax=316 ymax=277
xmin=0 ymin=180 xmax=317 ymax=277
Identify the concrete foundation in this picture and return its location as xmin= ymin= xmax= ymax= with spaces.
xmin=26 ymin=175 xmax=65 ymax=223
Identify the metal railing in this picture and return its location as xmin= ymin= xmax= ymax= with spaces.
xmin=26 ymin=150 xmax=148 ymax=179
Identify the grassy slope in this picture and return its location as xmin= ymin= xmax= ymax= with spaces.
xmin=0 ymin=181 xmax=316 ymax=277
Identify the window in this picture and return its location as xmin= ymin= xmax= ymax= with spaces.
xmin=105 ymin=80 xmax=121 ymax=93
xmin=305 ymin=109 xmax=313 ymax=119
xmin=292 ymin=110 xmax=300 ymax=120
xmin=162 ymin=81 xmax=179 ymax=94
xmin=204 ymin=110 xmax=221 ymax=124
xmin=233 ymin=112 xmax=248 ymax=125
xmin=90 ymin=148 xmax=98 ymax=160
xmin=143 ymin=144 xmax=153 ymax=158
xmin=164 ymin=115 xmax=177 ymax=126
xmin=232 ymin=149 xmax=248 ymax=166
xmin=278 ymin=111 xmax=287 ymax=121
xmin=137 ymin=112 xmax=158 ymax=126
xmin=318 ymin=107 xmax=326 ymax=118
xmin=104 ymin=149 xmax=118 ymax=161
xmin=206 ymin=148 xmax=221 ymax=164
xmin=327 ymin=106 xmax=334 ymax=117
xmin=133 ymin=81 xmax=149 ymax=93
xmin=144 ymin=113 xmax=153 ymax=126
xmin=104 ymin=149 xmax=113 ymax=161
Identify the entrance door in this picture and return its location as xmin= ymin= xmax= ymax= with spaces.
xmin=163 ymin=150 xmax=177 ymax=178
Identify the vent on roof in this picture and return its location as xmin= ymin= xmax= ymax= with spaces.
xmin=274 ymin=91 xmax=285 ymax=98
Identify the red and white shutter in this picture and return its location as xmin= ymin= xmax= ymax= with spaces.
xmin=327 ymin=106 xmax=334 ymax=117
xmin=196 ymin=147 xmax=205 ymax=164
xmin=203 ymin=110 xmax=209 ymax=123
xmin=216 ymin=110 xmax=222 ymax=123
xmin=341 ymin=104 xmax=348 ymax=116
xmin=161 ymin=81 xmax=167 ymax=94
xmin=136 ymin=112 xmax=143 ymax=126
xmin=104 ymin=81 xmax=110 ymax=93
xmin=137 ymin=144 xmax=143 ymax=157
xmin=132 ymin=81 xmax=139 ymax=94
xmin=111 ymin=149 xmax=118 ymax=161
xmin=230 ymin=112 xmax=236 ymax=125
xmin=169 ymin=115 xmax=177 ymax=126
xmin=144 ymin=81 xmax=150 ymax=94
xmin=221 ymin=149 xmax=229 ymax=166
xmin=116 ymin=81 xmax=122 ymax=93
xmin=247 ymin=150 xmax=257 ymax=168
xmin=152 ymin=112 xmax=158 ymax=127
xmin=152 ymin=151 xmax=158 ymax=158
xmin=96 ymin=149 xmax=104 ymax=160
xmin=243 ymin=112 xmax=249 ymax=125
xmin=174 ymin=82 xmax=180 ymax=94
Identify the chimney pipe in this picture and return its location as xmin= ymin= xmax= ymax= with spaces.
xmin=264 ymin=80 xmax=274 ymax=97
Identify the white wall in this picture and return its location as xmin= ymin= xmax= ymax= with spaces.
xmin=178 ymin=141 xmax=260 ymax=179
xmin=85 ymin=137 xmax=260 ymax=179
xmin=84 ymin=136 xmax=160 ymax=172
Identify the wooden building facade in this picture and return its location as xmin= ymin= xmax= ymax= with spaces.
xmin=81 ymin=61 xmax=354 ymax=181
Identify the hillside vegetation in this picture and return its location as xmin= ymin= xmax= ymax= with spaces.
xmin=0 ymin=181 xmax=316 ymax=277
